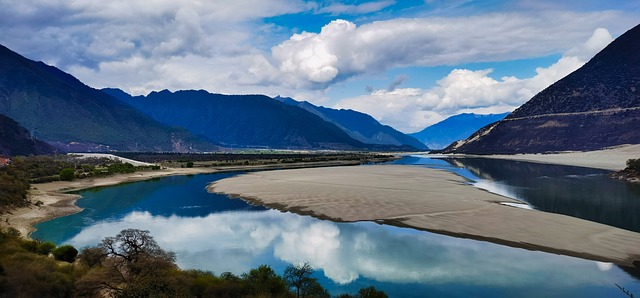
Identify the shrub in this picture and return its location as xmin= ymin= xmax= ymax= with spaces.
xmin=186 ymin=161 xmax=194 ymax=168
xmin=36 ymin=241 xmax=56 ymax=255
xmin=53 ymin=245 xmax=78 ymax=263
xmin=626 ymin=158 xmax=640 ymax=173
xmin=59 ymin=168 xmax=75 ymax=181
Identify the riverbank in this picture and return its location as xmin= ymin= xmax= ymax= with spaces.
xmin=448 ymin=144 xmax=640 ymax=171
xmin=209 ymin=165 xmax=640 ymax=267
xmin=1 ymin=158 xmax=388 ymax=238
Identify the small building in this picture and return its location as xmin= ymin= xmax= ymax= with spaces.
xmin=0 ymin=156 xmax=10 ymax=166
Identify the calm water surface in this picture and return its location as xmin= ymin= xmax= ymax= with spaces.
xmin=33 ymin=157 xmax=640 ymax=297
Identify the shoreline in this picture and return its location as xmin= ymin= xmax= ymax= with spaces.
xmin=1 ymin=159 xmax=384 ymax=239
xmin=439 ymin=144 xmax=640 ymax=171
xmin=210 ymin=165 xmax=640 ymax=267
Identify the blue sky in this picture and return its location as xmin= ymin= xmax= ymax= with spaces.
xmin=0 ymin=0 xmax=638 ymax=132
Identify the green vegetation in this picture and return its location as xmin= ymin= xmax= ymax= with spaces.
xmin=0 ymin=155 xmax=161 ymax=213
xmin=612 ymin=158 xmax=640 ymax=181
xmin=53 ymin=245 xmax=78 ymax=263
xmin=626 ymin=158 xmax=640 ymax=174
xmin=59 ymin=167 xmax=75 ymax=181
xmin=117 ymin=152 xmax=395 ymax=168
xmin=0 ymin=228 xmax=387 ymax=297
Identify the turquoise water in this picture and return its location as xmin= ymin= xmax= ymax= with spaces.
xmin=33 ymin=158 xmax=640 ymax=297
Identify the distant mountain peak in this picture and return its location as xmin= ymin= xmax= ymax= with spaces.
xmin=410 ymin=113 xmax=509 ymax=150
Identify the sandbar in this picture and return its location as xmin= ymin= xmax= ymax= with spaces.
xmin=209 ymin=165 xmax=640 ymax=266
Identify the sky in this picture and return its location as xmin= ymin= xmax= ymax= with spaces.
xmin=0 ymin=0 xmax=638 ymax=133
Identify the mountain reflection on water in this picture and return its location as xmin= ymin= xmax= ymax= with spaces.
xmin=33 ymin=160 xmax=640 ymax=297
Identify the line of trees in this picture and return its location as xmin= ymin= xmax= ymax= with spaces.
xmin=0 ymin=228 xmax=387 ymax=298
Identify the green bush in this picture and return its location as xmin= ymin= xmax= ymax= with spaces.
xmin=53 ymin=245 xmax=78 ymax=263
xmin=627 ymin=158 xmax=640 ymax=173
xmin=107 ymin=162 xmax=136 ymax=174
xmin=36 ymin=242 xmax=56 ymax=255
xmin=59 ymin=168 xmax=75 ymax=181
xmin=186 ymin=161 xmax=194 ymax=168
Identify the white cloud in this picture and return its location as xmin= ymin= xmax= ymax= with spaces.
xmin=65 ymin=209 xmax=617 ymax=287
xmin=271 ymin=12 xmax=629 ymax=87
xmin=0 ymin=1 xmax=633 ymax=110
xmin=335 ymin=28 xmax=614 ymax=133
xmin=318 ymin=0 xmax=396 ymax=15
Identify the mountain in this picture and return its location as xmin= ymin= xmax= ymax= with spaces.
xmin=103 ymin=89 xmax=376 ymax=150
xmin=275 ymin=96 xmax=428 ymax=150
xmin=444 ymin=24 xmax=640 ymax=154
xmin=409 ymin=113 xmax=509 ymax=149
xmin=0 ymin=114 xmax=56 ymax=156
xmin=0 ymin=44 xmax=215 ymax=152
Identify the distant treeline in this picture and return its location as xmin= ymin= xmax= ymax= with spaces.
xmin=115 ymin=151 xmax=390 ymax=163
xmin=0 ymin=228 xmax=387 ymax=298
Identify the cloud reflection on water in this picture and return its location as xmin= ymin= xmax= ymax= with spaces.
xmin=67 ymin=209 xmax=616 ymax=287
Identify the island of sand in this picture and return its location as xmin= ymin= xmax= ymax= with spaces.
xmin=209 ymin=164 xmax=640 ymax=267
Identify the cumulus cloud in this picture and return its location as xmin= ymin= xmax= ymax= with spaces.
xmin=335 ymin=28 xmax=614 ymax=133
xmin=271 ymin=12 xmax=629 ymax=87
xmin=0 ymin=0 xmax=316 ymax=95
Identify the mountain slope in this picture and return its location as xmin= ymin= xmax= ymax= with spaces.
xmin=0 ymin=44 xmax=215 ymax=152
xmin=103 ymin=89 xmax=370 ymax=150
xmin=410 ymin=113 xmax=509 ymax=149
xmin=275 ymin=97 xmax=427 ymax=150
xmin=445 ymin=24 xmax=640 ymax=154
xmin=0 ymin=114 xmax=55 ymax=156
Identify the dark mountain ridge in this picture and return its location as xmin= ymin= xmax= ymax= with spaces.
xmin=445 ymin=23 xmax=640 ymax=154
xmin=274 ymin=96 xmax=428 ymax=150
xmin=104 ymin=89 xmax=384 ymax=150
xmin=0 ymin=113 xmax=55 ymax=156
xmin=0 ymin=44 xmax=215 ymax=152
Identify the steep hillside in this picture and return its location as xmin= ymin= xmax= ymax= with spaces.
xmin=0 ymin=114 xmax=55 ymax=156
xmin=275 ymin=97 xmax=427 ymax=150
xmin=0 ymin=44 xmax=215 ymax=152
xmin=410 ymin=113 xmax=509 ymax=149
xmin=104 ymin=89 xmax=370 ymax=150
xmin=445 ymin=24 xmax=640 ymax=154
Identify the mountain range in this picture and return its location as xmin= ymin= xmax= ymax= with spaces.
xmin=445 ymin=23 xmax=640 ymax=154
xmin=1 ymin=42 xmax=425 ymax=154
xmin=0 ymin=44 xmax=215 ymax=152
xmin=275 ymin=96 xmax=427 ymax=150
xmin=409 ymin=113 xmax=509 ymax=149
xmin=104 ymin=89 xmax=422 ymax=150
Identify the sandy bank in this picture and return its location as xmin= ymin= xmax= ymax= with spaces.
xmin=1 ymin=159 xmax=377 ymax=238
xmin=0 ymin=167 xmax=218 ymax=237
xmin=209 ymin=165 xmax=640 ymax=266
xmin=447 ymin=144 xmax=640 ymax=171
